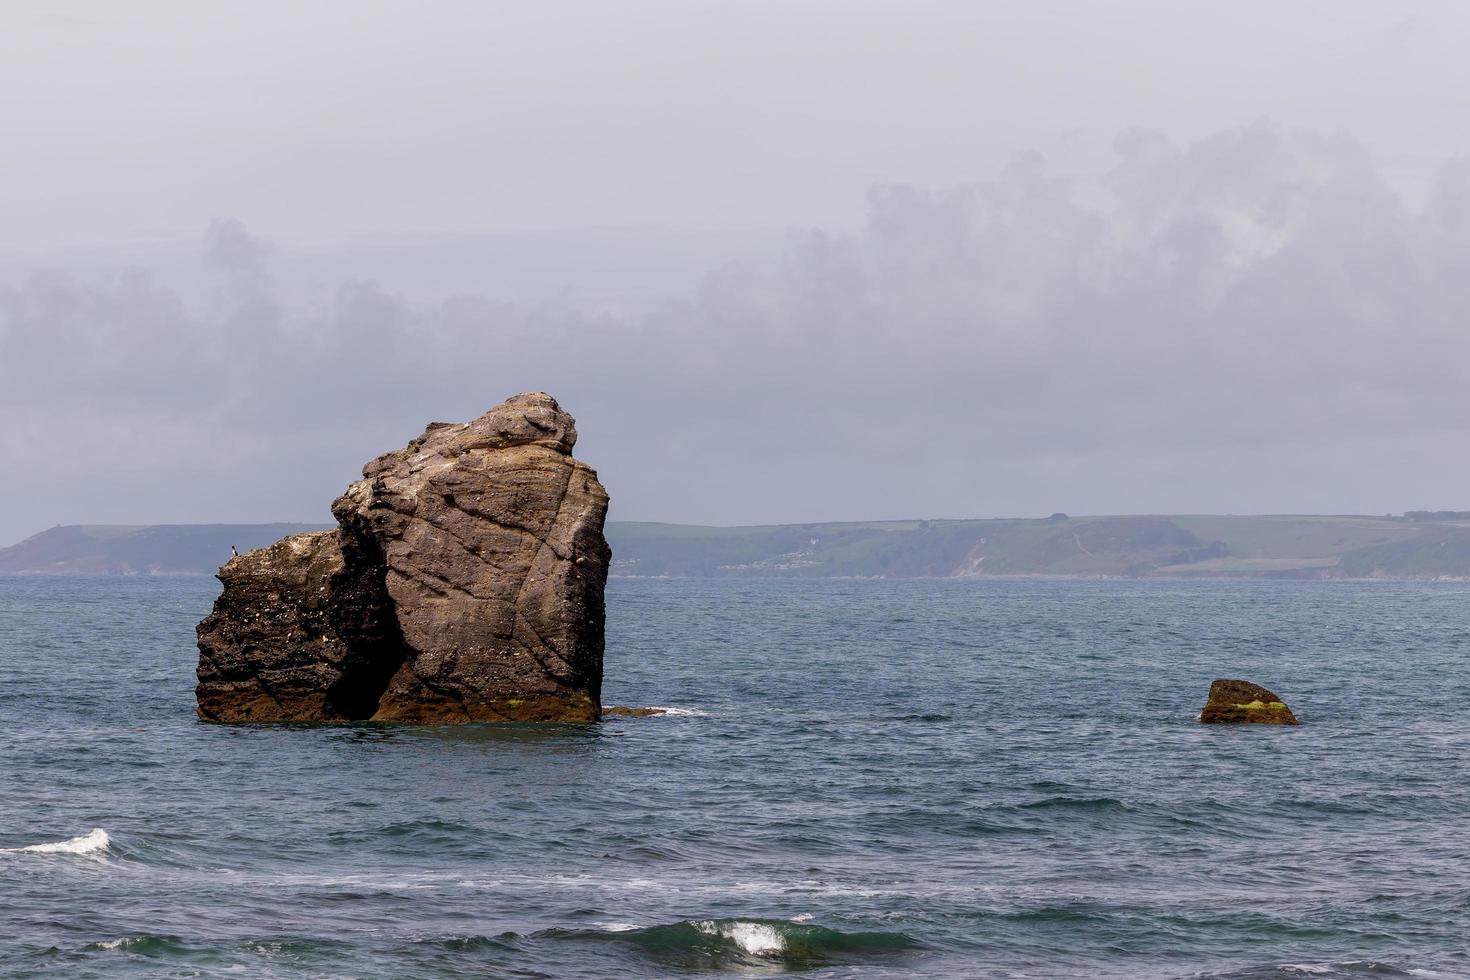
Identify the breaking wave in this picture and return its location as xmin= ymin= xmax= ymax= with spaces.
xmin=1203 ymin=961 xmax=1445 ymax=978
xmin=84 ymin=935 xmax=188 ymax=955
xmin=528 ymin=916 xmax=918 ymax=966
xmin=1 ymin=828 xmax=111 ymax=855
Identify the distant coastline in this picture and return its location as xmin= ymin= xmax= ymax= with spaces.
xmin=5 ymin=514 xmax=1470 ymax=580
xmin=0 ymin=524 xmax=331 ymax=577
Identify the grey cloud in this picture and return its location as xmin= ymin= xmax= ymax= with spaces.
xmin=4 ymin=122 xmax=1470 ymax=546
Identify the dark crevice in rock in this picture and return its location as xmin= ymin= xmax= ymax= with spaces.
xmin=320 ymin=527 xmax=412 ymax=721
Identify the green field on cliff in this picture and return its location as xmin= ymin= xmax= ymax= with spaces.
xmin=8 ymin=514 xmax=1470 ymax=579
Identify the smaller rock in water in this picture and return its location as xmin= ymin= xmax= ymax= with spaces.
xmin=1199 ymin=679 xmax=1299 ymax=725
xmin=602 ymin=706 xmax=668 ymax=718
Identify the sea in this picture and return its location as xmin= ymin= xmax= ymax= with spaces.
xmin=1 ymin=574 xmax=1468 ymax=979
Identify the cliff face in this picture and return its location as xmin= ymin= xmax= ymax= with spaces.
xmin=195 ymin=392 xmax=610 ymax=723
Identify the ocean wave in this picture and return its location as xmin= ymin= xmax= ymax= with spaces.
xmin=644 ymin=706 xmax=709 ymax=717
xmin=1276 ymin=963 xmax=1443 ymax=978
xmin=83 ymin=934 xmax=186 ymax=955
xmin=327 ymin=819 xmax=482 ymax=847
xmin=1197 ymin=958 xmax=1442 ymax=978
xmin=92 ymin=938 xmax=135 ymax=951
xmin=1017 ymin=796 xmax=1130 ymax=812
xmin=877 ymin=712 xmax=952 ymax=722
xmin=690 ymin=919 xmax=786 ymax=955
xmin=529 ymin=916 xmax=918 ymax=966
xmin=1 ymin=828 xmax=111 ymax=855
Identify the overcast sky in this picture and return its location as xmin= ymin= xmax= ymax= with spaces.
xmin=4 ymin=1 xmax=1470 ymax=546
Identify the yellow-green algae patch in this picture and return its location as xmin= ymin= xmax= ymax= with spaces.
xmin=1233 ymin=700 xmax=1288 ymax=710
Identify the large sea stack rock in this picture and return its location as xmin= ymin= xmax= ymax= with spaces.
xmin=196 ymin=392 xmax=610 ymax=724
xmin=1199 ymin=679 xmax=1299 ymax=725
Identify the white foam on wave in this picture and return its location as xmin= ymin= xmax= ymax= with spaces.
xmin=595 ymin=921 xmax=642 ymax=932
xmin=730 ymin=878 xmax=884 ymax=898
xmin=646 ymin=706 xmax=709 ymax=717
xmin=692 ymin=920 xmax=785 ymax=955
xmin=91 ymin=936 xmax=149 ymax=951
xmin=1279 ymin=965 xmax=1434 ymax=978
xmin=2 ymin=828 xmax=111 ymax=855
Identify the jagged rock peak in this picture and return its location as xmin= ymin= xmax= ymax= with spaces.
xmin=384 ymin=391 xmax=576 ymax=464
